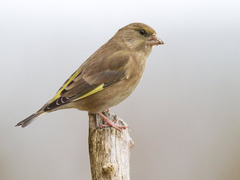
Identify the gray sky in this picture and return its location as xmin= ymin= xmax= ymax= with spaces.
xmin=1 ymin=0 xmax=240 ymax=179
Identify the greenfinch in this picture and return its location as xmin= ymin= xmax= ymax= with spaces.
xmin=16 ymin=22 xmax=164 ymax=131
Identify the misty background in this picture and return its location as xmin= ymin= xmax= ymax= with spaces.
xmin=1 ymin=0 xmax=240 ymax=179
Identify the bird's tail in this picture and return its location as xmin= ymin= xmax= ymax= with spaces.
xmin=15 ymin=112 xmax=46 ymax=128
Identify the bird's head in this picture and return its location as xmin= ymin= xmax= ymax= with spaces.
xmin=115 ymin=23 xmax=164 ymax=53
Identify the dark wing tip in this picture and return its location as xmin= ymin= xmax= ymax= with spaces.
xmin=43 ymin=97 xmax=69 ymax=112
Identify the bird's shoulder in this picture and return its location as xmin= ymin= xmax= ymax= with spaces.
xmin=80 ymin=41 xmax=131 ymax=75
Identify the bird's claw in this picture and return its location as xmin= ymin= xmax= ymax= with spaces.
xmin=97 ymin=112 xmax=127 ymax=132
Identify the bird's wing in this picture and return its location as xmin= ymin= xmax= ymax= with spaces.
xmin=43 ymin=50 xmax=130 ymax=111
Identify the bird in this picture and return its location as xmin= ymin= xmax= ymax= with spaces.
xmin=16 ymin=22 xmax=164 ymax=131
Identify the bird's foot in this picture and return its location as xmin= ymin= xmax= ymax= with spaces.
xmin=97 ymin=112 xmax=127 ymax=132
xmin=105 ymin=108 xmax=110 ymax=112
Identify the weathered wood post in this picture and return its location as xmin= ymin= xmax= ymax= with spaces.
xmin=88 ymin=112 xmax=134 ymax=180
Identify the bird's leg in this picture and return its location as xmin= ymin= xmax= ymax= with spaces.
xmin=97 ymin=112 xmax=127 ymax=132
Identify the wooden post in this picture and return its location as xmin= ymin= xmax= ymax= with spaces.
xmin=88 ymin=112 xmax=134 ymax=180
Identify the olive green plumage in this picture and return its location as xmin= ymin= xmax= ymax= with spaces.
xmin=16 ymin=22 xmax=164 ymax=128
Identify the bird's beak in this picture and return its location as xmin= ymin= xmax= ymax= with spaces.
xmin=147 ymin=34 xmax=164 ymax=46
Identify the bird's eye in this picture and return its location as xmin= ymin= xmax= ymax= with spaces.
xmin=139 ymin=29 xmax=146 ymax=36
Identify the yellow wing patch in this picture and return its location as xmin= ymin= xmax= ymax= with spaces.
xmin=73 ymin=84 xmax=104 ymax=101
xmin=51 ymin=70 xmax=81 ymax=101
xmin=74 ymin=76 xmax=126 ymax=101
